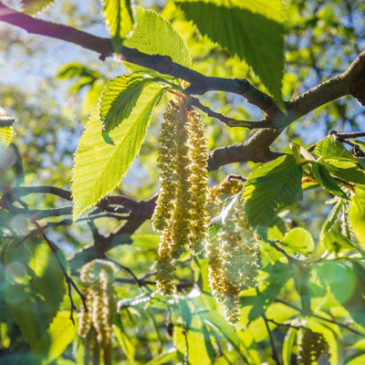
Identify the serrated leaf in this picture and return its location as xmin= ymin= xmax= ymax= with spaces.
xmin=0 ymin=126 xmax=14 ymax=147
xmin=311 ymin=162 xmax=347 ymax=198
xmin=124 ymin=7 xmax=191 ymax=67
xmin=315 ymin=136 xmax=355 ymax=161
xmin=349 ymin=188 xmax=365 ymax=247
xmin=100 ymin=74 xmax=158 ymax=131
xmin=243 ymin=155 xmax=303 ymax=227
xmin=72 ymin=82 xmax=166 ymax=220
xmin=326 ymin=161 xmax=365 ymax=185
xmin=176 ymin=0 xmax=284 ymax=106
xmin=21 ymin=0 xmax=55 ymax=15
xmin=102 ymin=0 xmax=134 ymax=42
xmin=282 ymin=227 xmax=314 ymax=254
xmin=36 ymin=311 xmax=77 ymax=364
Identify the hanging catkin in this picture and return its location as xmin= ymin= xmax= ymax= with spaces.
xmin=187 ymin=106 xmax=209 ymax=254
xmin=152 ymin=96 xmax=209 ymax=294
xmin=78 ymin=260 xmax=116 ymax=365
xmin=205 ymin=179 xmax=259 ymax=324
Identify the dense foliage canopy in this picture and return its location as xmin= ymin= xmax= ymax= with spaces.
xmin=1 ymin=0 xmax=365 ymax=364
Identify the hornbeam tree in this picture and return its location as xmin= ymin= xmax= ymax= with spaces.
xmin=1 ymin=0 xmax=365 ymax=364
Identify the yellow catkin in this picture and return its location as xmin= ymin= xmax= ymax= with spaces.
xmin=207 ymin=179 xmax=244 ymax=218
xmin=236 ymin=199 xmax=259 ymax=288
xmin=152 ymin=105 xmax=178 ymax=232
xmin=155 ymin=222 xmax=175 ymax=295
xmin=78 ymin=260 xmax=116 ymax=365
xmin=218 ymin=211 xmax=242 ymax=324
xmin=187 ymin=106 xmax=209 ymax=254
xmin=170 ymin=98 xmax=192 ymax=259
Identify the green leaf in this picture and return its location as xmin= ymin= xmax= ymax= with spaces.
xmin=315 ymin=137 xmax=355 ymax=161
xmin=349 ymin=188 xmax=365 ymax=247
xmin=281 ymin=227 xmax=314 ymax=254
xmin=100 ymin=74 xmax=159 ymax=131
xmin=37 ymin=311 xmax=77 ymax=364
xmin=282 ymin=327 xmax=296 ymax=365
xmin=146 ymin=349 xmax=177 ymax=365
xmin=311 ymin=162 xmax=347 ymax=198
xmin=124 ymin=7 xmax=191 ymax=67
xmin=102 ymin=0 xmax=134 ymax=44
xmin=72 ymin=82 xmax=166 ymax=220
xmin=56 ymin=62 xmax=101 ymax=80
xmin=315 ymin=262 xmax=356 ymax=304
xmin=176 ymin=0 xmax=284 ymax=107
xmin=173 ymin=318 xmax=214 ymax=365
xmin=200 ymin=312 xmax=247 ymax=361
xmin=21 ymin=0 xmax=55 ymax=15
xmin=326 ymin=161 xmax=365 ymax=185
xmin=115 ymin=321 xmax=135 ymax=363
xmin=243 ymin=155 xmax=303 ymax=226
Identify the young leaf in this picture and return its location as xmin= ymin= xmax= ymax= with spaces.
xmin=311 ymin=162 xmax=347 ymax=198
xmin=243 ymin=155 xmax=303 ymax=226
xmin=72 ymin=83 xmax=166 ymax=220
xmin=124 ymin=7 xmax=191 ymax=67
xmin=35 ymin=311 xmax=77 ymax=364
xmin=349 ymin=188 xmax=365 ymax=247
xmin=176 ymin=0 xmax=284 ymax=107
xmin=326 ymin=161 xmax=365 ymax=185
xmin=315 ymin=136 xmax=355 ymax=162
xmin=102 ymin=0 xmax=134 ymax=43
xmin=21 ymin=0 xmax=55 ymax=15
xmin=281 ymin=227 xmax=314 ymax=254
xmin=100 ymin=74 xmax=159 ymax=131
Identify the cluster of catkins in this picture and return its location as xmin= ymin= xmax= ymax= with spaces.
xmin=297 ymin=329 xmax=330 ymax=365
xmin=78 ymin=260 xmax=116 ymax=365
xmin=152 ymin=95 xmax=209 ymax=294
xmin=207 ymin=179 xmax=259 ymax=324
xmin=152 ymin=96 xmax=259 ymax=324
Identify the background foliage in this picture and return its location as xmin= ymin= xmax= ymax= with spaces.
xmin=1 ymin=0 xmax=365 ymax=364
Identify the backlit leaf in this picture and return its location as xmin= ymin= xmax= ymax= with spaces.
xmin=72 ymin=83 xmax=166 ymax=220
xmin=176 ymin=0 xmax=284 ymax=106
xmin=124 ymin=7 xmax=191 ymax=67
xmin=102 ymin=0 xmax=134 ymax=42
xmin=100 ymin=74 xmax=159 ymax=131
xmin=243 ymin=155 xmax=303 ymax=226
xmin=349 ymin=188 xmax=365 ymax=247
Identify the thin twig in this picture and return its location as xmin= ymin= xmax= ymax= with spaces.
xmin=262 ymin=314 xmax=281 ymax=365
xmin=190 ymin=97 xmax=270 ymax=129
xmin=33 ymin=219 xmax=87 ymax=324
xmin=275 ymin=299 xmax=365 ymax=336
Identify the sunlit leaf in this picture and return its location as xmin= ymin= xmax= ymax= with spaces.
xmin=282 ymin=227 xmax=314 ymax=254
xmin=243 ymin=155 xmax=303 ymax=226
xmin=72 ymin=83 xmax=166 ymax=220
xmin=176 ymin=0 xmax=284 ymax=106
xmin=124 ymin=7 xmax=191 ymax=67
xmin=100 ymin=74 xmax=159 ymax=131
xmin=102 ymin=0 xmax=134 ymax=43
xmin=21 ymin=0 xmax=55 ymax=15
xmin=349 ymin=188 xmax=365 ymax=247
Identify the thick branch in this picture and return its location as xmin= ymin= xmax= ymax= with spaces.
xmin=0 ymin=1 xmax=273 ymax=112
